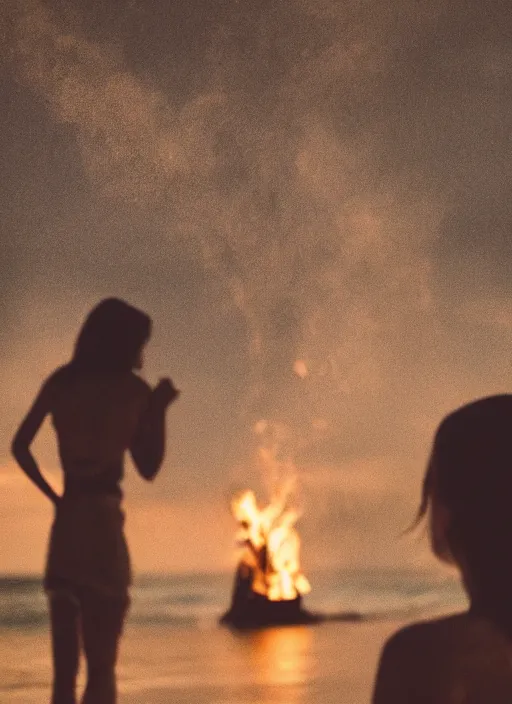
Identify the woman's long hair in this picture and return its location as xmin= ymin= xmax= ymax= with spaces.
xmin=415 ymin=395 xmax=512 ymax=630
xmin=71 ymin=298 xmax=152 ymax=373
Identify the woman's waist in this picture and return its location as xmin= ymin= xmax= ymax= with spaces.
xmin=55 ymin=492 xmax=125 ymax=525
xmin=63 ymin=478 xmax=123 ymax=499
xmin=62 ymin=459 xmax=123 ymax=498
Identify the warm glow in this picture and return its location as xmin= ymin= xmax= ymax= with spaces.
xmin=248 ymin=626 xmax=314 ymax=688
xmin=293 ymin=360 xmax=308 ymax=379
xmin=230 ymin=478 xmax=311 ymax=602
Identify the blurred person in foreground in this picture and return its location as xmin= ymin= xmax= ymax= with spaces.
xmin=373 ymin=395 xmax=512 ymax=703
xmin=11 ymin=297 xmax=180 ymax=704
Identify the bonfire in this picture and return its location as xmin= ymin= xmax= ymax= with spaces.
xmin=220 ymin=478 xmax=318 ymax=629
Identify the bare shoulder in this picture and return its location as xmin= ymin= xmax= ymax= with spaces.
xmin=372 ymin=614 xmax=467 ymax=703
xmin=126 ymin=373 xmax=152 ymax=403
xmin=382 ymin=610 xmax=512 ymax=666
xmin=376 ymin=618 xmax=443 ymax=674
xmin=128 ymin=372 xmax=151 ymax=392
xmin=382 ymin=613 xmax=469 ymax=656
xmin=379 ymin=620 xmax=432 ymax=663
xmin=375 ymin=613 xmax=512 ymax=703
xmin=39 ymin=365 xmax=73 ymax=399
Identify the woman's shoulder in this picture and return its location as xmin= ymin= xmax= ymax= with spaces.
xmin=373 ymin=617 xmax=455 ymax=702
xmin=126 ymin=372 xmax=152 ymax=397
xmin=383 ymin=613 xmax=470 ymax=653
xmin=42 ymin=364 xmax=74 ymax=393
xmin=381 ymin=610 xmax=511 ymax=670
xmin=46 ymin=366 xmax=151 ymax=401
xmin=377 ymin=612 xmax=473 ymax=680
xmin=375 ymin=613 xmax=512 ymax=703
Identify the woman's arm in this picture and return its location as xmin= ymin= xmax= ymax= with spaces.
xmin=11 ymin=376 xmax=61 ymax=506
xmin=130 ymin=378 xmax=179 ymax=481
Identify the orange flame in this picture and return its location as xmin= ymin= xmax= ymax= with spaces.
xmin=231 ymin=481 xmax=311 ymax=602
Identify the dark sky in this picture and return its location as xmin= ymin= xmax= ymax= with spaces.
xmin=1 ymin=0 xmax=511 ymax=571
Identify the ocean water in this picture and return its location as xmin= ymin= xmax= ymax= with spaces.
xmin=0 ymin=567 xmax=466 ymax=631
xmin=0 ymin=569 xmax=468 ymax=703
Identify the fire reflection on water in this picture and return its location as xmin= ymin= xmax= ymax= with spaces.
xmin=243 ymin=626 xmax=314 ymax=700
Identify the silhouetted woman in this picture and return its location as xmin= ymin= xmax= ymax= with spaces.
xmin=373 ymin=395 xmax=512 ymax=703
xmin=11 ymin=298 xmax=179 ymax=704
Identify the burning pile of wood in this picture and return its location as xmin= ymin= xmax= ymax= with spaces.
xmin=220 ymin=484 xmax=318 ymax=629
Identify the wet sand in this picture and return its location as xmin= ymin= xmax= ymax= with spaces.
xmin=1 ymin=618 xmax=401 ymax=703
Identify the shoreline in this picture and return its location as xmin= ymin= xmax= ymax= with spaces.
xmin=1 ymin=617 xmax=404 ymax=703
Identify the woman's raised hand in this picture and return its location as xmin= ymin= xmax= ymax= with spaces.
xmin=152 ymin=378 xmax=180 ymax=408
